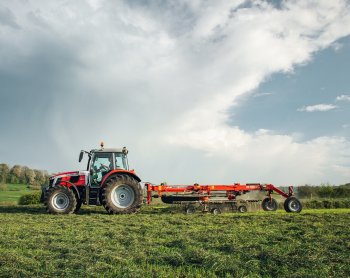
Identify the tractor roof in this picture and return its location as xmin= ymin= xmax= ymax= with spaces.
xmin=91 ymin=148 xmax=124 ymax=153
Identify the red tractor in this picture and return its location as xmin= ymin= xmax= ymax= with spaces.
xmin=42 ymin=144 xmax=143 ymax=214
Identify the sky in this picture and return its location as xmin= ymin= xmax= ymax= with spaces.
xmin=0 ymin=0 xmax=350 ymax=186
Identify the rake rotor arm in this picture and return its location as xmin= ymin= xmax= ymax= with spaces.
xmin=145 ymin=182 xmax=294 ymax=204
xmin=264 ymin=184 xmax=293 ymax=198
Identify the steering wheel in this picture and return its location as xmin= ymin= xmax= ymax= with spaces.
xmin=100 ymin=163 xmax=110 ymax=171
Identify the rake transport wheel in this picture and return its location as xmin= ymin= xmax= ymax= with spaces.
xmin=211 ymin=208 xmax=221 ymax=215
xmin=185 ymin=206 xmax=196 ymax=214
xmin=102 ymin=175 xmax=143 ymax=214
xmin=284 ymin=197 xmax=302 ymax=213
xmin=238 ymin=205 xmax=247 ymax=213
xmin=262 ymin=198 xmax=278 ymax=211
xmin=44 ymin=185 xmax=77 ymax=214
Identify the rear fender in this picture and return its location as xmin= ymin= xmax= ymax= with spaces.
xmin=101 ymin=170 xmax=141 ymax=187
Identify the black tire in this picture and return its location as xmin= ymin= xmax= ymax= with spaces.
xmin=238 ymin=205 xmax=247 ymax=213
xmin=72 ymin=189 xmax=82 ymax=213
xmin=211 ymin=208 xmax=221 ymax=215
xmin=44 ymin=185 xmax=77 ymax=214
xmin=231 ymin=204 xmax=238 ymax=212
xmin=284 ymin=197 xmax=302 ymax=213
xmin=262 ymin=198 xmax=278 ymax=211
xmin=185 ymin=206 xmax=195 ymax=214
xmin=101 ymin=175 xmax=143 ymax=214
xmin=75 ymin=199 xmax=82 ymax=213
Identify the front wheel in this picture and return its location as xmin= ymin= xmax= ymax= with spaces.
xmin=284 ymin=197 xmax=302 ymax=213
xmin=102 ymin=175 xmax=143 ymax=214
xmin=44 ymin=185 xmax=77 ymax=214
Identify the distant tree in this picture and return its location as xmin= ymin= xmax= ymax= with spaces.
xmin=23 ymin=167 xmax=36 ymax=185
xmin=42 ymin=170 xmax=50 ymax=185
xmin=297 ymin=185 xmax=316 ymax=199
xmin=1 ymin=163 xmax=51 ymax=186
xmin=33 ymin=170 xmax=49 ymax=187
xmin=333 ymin=184 xmax=350 ymax=198
xmin=318 ymin=185 xmax=335 ymax=198
xmin=0 ymin=163 xmax=10 ymax=183
xmin=9 ymin=165 xmax=23 ymax=184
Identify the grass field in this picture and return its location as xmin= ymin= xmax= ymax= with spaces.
xmin=0 ymin=184 xmax=35 ymax=205
xmin=0 ymin=205 xmax=349 ymax=278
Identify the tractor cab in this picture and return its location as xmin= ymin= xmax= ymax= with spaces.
xmin=79 ymin=146 xmax=129 ymax=186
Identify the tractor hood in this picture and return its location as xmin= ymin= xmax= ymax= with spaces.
xmin=51 ymin=171 xmax=80 ymax=178
xmin=49 ymin=170 xmax=90 ymax=187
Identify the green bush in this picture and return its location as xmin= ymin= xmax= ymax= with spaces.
xmin=18 ymin=191 xmax=41 ymax=205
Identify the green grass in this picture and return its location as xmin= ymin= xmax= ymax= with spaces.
xmin=0 ymin=184 xmax=38 ymax=205
xmin=0 ymin=205 xmax=349 ymax=278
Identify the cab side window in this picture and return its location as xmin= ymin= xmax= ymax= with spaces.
xmin=115 ymin=153 xmax=126 ymax=169
xmin=91 ymin=153 xmax=113 ymax=182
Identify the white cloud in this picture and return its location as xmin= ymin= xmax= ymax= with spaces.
xmin=336 ymin=94 xmax=350 ymax=101
xmin=1 ymin=0 xmax=350 ymax=185
xmin=297 ymin=104 xmax=337 ymax=112
xmin=254 ymin=92 xmax=273 ymax=97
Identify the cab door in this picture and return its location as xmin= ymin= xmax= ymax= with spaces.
xmin=90 ymin=152 xmax=114 ymax=187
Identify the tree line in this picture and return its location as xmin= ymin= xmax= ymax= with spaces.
xmin=297 ymin=183 xmax=350 ymax=199
xmin=0 ymin=163 xmax=50 ymax=187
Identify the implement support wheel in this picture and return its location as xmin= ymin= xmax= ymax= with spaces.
xmin=211 ymin=208 xmax=221 ymax=215
xmin=284 ymin=197 xmax=302 ymax=213
xmin=262 ymin=198 xmax=278 ymax=211
xmin=185 ymin=206 xmax=196 ymax=214
xmin=238 ymin=205 xmax=247 ymax=213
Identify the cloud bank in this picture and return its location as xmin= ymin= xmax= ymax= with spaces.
xmin=0 ymin=0 xmax=350 ymax=185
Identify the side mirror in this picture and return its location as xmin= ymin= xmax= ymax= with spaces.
xmin=79 ymin=151 xmax=84 ymax=162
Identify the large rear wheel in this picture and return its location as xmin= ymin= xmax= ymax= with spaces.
xmin=101 ymin=175 xmax=143 ymax=214
xmin=44 ymin=185 xmax=77 ymax=214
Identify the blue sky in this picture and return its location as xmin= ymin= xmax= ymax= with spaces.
xmin=231 ymin=35 xmax=350 ymax=141
xmin=0 ymin=1 xmax=350 ymax=186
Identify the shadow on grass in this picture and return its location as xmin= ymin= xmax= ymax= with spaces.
xmin=0 ymin=205 xmax=46 ymax=214
xmin=0 ymin=204 xmax=193 ymax=215
xmin=0 ymin=205 xmax=109 ymax=215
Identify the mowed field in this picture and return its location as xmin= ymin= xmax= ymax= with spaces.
xmin=0 ymin=205 xmax=349 ymax=278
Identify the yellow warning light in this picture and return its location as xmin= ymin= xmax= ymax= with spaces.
xmin=100 ymin=141 xmax=105 ymax=149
